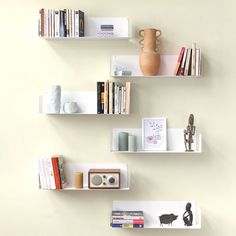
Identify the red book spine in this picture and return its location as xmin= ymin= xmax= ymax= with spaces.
xmin=51 ymin=157 xmax=61 ymax=189
xmin=173 ymin=47 xmax=185 ymax=75
xmin=133 ymin=220 xmax=144 ymax=224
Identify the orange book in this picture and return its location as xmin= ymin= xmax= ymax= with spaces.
xmin=51 ymin=156 xmax=61 ymax=189
xmin=173 ymin=47 xmax=185 ymax=75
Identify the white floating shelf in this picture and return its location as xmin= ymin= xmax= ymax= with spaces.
xmin=112 ymin=128 xmax=202 ymax=154
xmin=112 ymin=201 xmax=201 ymax=229
xmin=42 ymin=17 xmax=129 ymax=40
xmin=111 ymin=55 xmax=201 ymax=78
xmin=61 ymin=163 xmax=130 ymax=191
xmin=38 ymin=91 xmax=128 ymax=115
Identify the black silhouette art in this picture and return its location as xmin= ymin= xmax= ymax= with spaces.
xmin=159 ymin=214 xmax=178 ymax=227
xmin=183 ymin=202 xmax=193 ymax=226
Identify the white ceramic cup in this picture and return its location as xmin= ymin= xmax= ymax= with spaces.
xmin=63 ymin=102 xmax=79 ymax=114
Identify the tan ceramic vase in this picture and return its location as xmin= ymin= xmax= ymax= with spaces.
xmin=139 ymin=28 xmax=161 ymax=76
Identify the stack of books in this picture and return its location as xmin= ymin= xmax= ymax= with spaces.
xmin=38 ymin=8 xmax=84 ymax=38
xmin=38 ymin=155 xmax=66 ymax=190
xmin=173 ymin=43 xmax=201 ymax=76
xmin=97 ymin=81 xmax=131 ymax=114
xmin=111 ymin=211 xmax=144 ymax=228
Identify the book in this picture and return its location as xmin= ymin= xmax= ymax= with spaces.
xmin=180 ymin=47 xmax=188 ymax=75
xmin=111 ymin=223 xmax=144 ymax=228
xmin=191 ymin=43 xmax=196 ymax=76
xmin=55 ymin=11 xmax=60 ymax=37
xmin=125 ymin=82 xmax=131 ymax=114
xmin=109 ymin=82 xmax=113 ymax=114
xmin=57 ymin=156 xmax=66 ymax=188
xmin=51 ymin=156 xmax=61 ymax=189
xmin=184 ymin=48 xmax=192 ymax=76
xmin=173 ymin=47 xmax=185 ymax=75
xmin=74 ymin=10 xmax=79 ymax=37
xmin=39 ymin=9 xmax=45 ymax=37
xmin=71 ymin=10 xmax=75 ymax=37
xmin=79 ymin=10 xmax=85 ymax=37
xmin=59 ymin=10 xmax=65 ymax=37
xmin=196 ymin=48 xmax=201 ymax=76
xmin=104 ymin=80 xmax=109 ymax=114
xmin=97 ymin=82 xmax=104 ymax=114
xmin=45 ymin=157 xmax=56 ymax=189
xmin=112 ymin=211 xmax=144 ymax=216
xmin=66 ymin=9 xmax=70 ymax=37
xmin=112 ymin=219 xmax=144 ymax=224
xmin=114 ymin=84 xmax=119 ymax=114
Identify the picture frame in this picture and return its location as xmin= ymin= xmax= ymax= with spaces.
xmin=142 ymin=117 xmax=167 ymax=151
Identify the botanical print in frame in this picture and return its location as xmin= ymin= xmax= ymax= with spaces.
xmin=142 ymin=118 xmax=167 ymax=151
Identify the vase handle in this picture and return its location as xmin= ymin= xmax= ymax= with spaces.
xmin=139 ymin=29 xmax=144 ymax=37
xmin=156 ymin=29 xmax=161 ymax=38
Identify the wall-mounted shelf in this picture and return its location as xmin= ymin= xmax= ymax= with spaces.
xmin=38 ymin=91 xmax=129 ymax=115
xmin=112 ymin=128 xmax=202 ymax=154
xmin=42 ymin=17 xmax=129 ymax=40
xmin=57 ymin=163 xmax=129 ymax=191
xmin=112 ymin=201 xmax=201 ymax=229
xmin=111 ymin=55 xmax=201 ymax=78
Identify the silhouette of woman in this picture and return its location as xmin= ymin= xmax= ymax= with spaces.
xmin=183 ymin=202 xmax=193 ymax=226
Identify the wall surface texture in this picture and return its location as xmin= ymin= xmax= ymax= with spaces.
xmin=0 ymin=0 xmax=235 ymax=235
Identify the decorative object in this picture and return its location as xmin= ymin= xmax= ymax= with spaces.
xmin=74 ymin=172 xmax=83 ymax=189
xmin=63 ymin=102 xmax=79 ymax=114
xmin=184 ymin=114 xmax=196 ymax=151
xmin=139 ymin=28 xmax=161 ymax=76
xmin=118 ymin=132 xmax=129 ymax=151
xmin=88 ymin=169 xmax=120 ymax=189
xmin=159 ymin=214 xmax=178 ymax=227
xmin=48 ymin=85 xmax=61 ymax=113
xmin=183 ymin=202 xmax=193 ymax=226
xmin=142 ymin=118 xmax=167 ymax=151
xmin=128 ymin=135 xmax=137 ymax=152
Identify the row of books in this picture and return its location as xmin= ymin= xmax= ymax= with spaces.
xmin=111 ymin=211 xmax=144 ymax=228
xmin=173 ymin=43 xmax=201 ymax=76
xmin=39 ymin=8 xmax=84 ymax=38
xmin=97 ymin=81 xmax=131 ymax=114
xmin=38 ymin=155 xmax=66 ymax=190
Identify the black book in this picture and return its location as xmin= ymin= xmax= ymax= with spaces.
xmin=79 ymin=10 xmax=84 ymax=37
xmin=112 ymin=82 xmax=115 ymax=114
xmin=63 ymin=9 xmax=67 ymax=37
xmin=97 ymin=82 xmax=104 ymax=114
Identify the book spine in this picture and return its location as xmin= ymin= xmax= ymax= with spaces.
xmin=38 ymin=13 xmax=41 ymax=37
xmin=119 ymin=86 xmax=122 ymax=114
xmin=69 ymin=9 xmax=72 ymax=37
xmin=79 ymin=10 xmax=85 ymax=37
xmin=101 ymin=82 xmax=104 ymax=113
xmin=74 ymin=10 xmax=79 ymax=37
xmin=66 ymin=9 xmax=70 ymax=37
xmin=44 ymin=9 xmax=48 ymax=37
xmin=191 ymin=42 xmax=196 ymax=76
xmin=97 ymin=82 xmax=102 ymax=114
xmin=39 ymin=9 xmax=44 ymax=37
xmin=121 ymin=86 xmax=126 ymax=114
xmin=184 ymin=48 xmax=191 ymax=76
xmin=38 ymin=159 xmax=44 ymax=189
xmin=58 ymin=156 xmax=66 ymax=188
xmin=46 ymin=158 xmax=56 ymax=189
xmin=125 ymin=82 xmax=131 ymax=114
xmin=52 ymin=10 xmax=55 ymax=37
xmin=48 ymin=9 xmax=51 ymax=37
xmin=109 ymin=82 xmax=113 ymax=114
xmin=196 ymin=48 xmax=201 ymax=76
xmin=112 ymin=83 xmax=115 ymax=114
xmin=71 ymin=10 xmax=75 ymax=37
xmin=173 ymin=47 xmax=185 ymax=75
xmin=51 ymin=157 xmax=61 ymax=189
xmin=63 ymin=10 xmax=67 ymax=37
xmin=112 ymin=219 xmax=144 ymax=224
xmin=42 ymin=158 xmax=50 ymax=189
xmin=180 ymin=47 xmax=188 ymax=75
xmin=111 ymin=224 xmax=144 ymax=228
xmin=104 ymin=80 xmax=109 ymax=114
xmin=114 ymin=84 xmax=119 ymax=114
xmin=55 ymin=11 xmax=60 ymax=37
xmin=59 ymin=10 xmax=64 ymax=37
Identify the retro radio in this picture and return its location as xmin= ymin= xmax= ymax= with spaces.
xmin=88 ymin=169 xmax=120 ymax=189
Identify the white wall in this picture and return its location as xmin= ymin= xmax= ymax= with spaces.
xmin=0 ymin=0 xmax=235 ymax=235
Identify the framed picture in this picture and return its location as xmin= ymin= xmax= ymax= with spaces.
xmin=142 ymin=117 xmax=167 ymax=151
